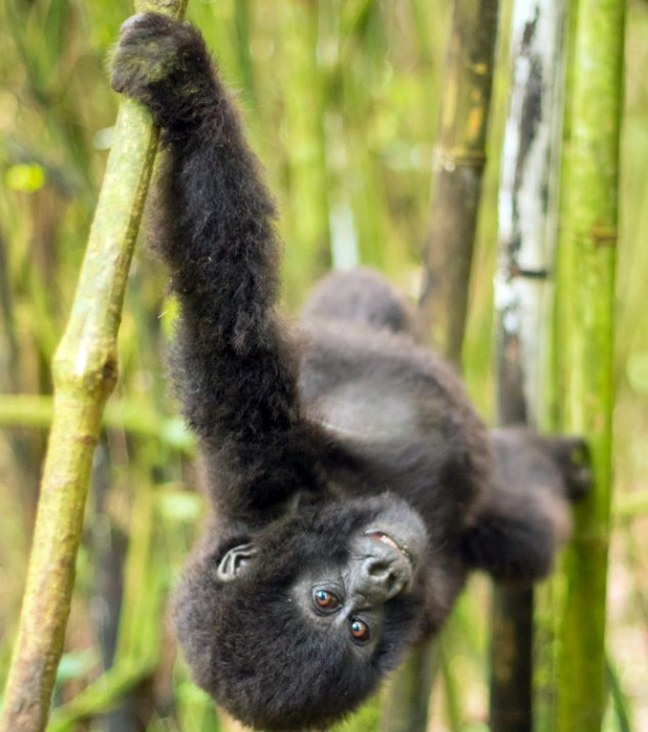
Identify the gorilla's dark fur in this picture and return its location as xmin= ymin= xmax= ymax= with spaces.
xmin=111 ymin=15 xmax=590 ymax=732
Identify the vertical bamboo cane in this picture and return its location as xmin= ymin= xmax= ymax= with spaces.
xmin=0 ymin=2 xmax=188 ymax=730
xmin=418 ymin=0 xmax=500 ymax=367
xmin=554 ymin=0 xmax=625 ymax=729
xmin=491 ymin=2 xmax=568 ymax=730
xmin=381 ymin=2 xmax=501 ymax=730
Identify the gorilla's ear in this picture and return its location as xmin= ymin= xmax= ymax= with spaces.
xmin=216 ymin=543 xmax=258 ymax=581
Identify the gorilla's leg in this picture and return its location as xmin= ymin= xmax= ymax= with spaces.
xmin=461 ymin=430 xmax=591 ymax=583
xmin=301 ymin=268 xmax=416 ymax=336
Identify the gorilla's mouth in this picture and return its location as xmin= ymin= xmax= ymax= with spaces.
xmin=365 ymin=530 xmax=413 ymax=563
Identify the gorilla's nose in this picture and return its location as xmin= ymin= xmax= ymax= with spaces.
xmin=362 ymin=554 xmax=411 ymax=600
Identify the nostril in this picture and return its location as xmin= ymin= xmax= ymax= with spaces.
xmin=366 ymin=559 xmax=391 ymax=578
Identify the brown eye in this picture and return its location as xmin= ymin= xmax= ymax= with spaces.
xmin=349 ymin=618 xmax=370 ymax=643
xmin=313 ymin=589 xmax=340 ymax=612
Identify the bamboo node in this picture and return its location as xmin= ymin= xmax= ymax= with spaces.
xmin=588 ymin=226 xmax=618 ymax=247
xmin=432 ymin=147 xmax=487 ymax=172
xmin=52 ymin=347 xmax=119 ymax=397
xmin=510 ymin=264 xmax=551 ymax=279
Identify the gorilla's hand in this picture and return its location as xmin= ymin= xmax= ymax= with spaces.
xmin=111 ymin=13 xmax=214 ymax=130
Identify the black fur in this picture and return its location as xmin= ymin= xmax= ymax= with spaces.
xmin=111 ymin=15 xmax=591 ymax=732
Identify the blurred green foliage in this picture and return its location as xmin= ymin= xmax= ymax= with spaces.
xmin=0 ymin=0 xmax=647 ymax=729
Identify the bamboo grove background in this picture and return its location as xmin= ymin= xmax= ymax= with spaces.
xmin=0 ymin=0 xmax=646 ymax=730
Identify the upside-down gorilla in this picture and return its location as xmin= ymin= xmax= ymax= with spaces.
xmin=111 ymin=15 xmax=590 ymax=732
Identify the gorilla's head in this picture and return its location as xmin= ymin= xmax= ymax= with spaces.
xmin=174 ymin=495 xmax=428 ymax=731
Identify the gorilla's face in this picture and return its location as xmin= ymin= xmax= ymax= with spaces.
xmin=217 ymin=495 xmax=428 ymax=663
xmin=174 ymin=495 xmax=429 ymax=731
xmin=290 ymin=524 xmax=425 ymax=660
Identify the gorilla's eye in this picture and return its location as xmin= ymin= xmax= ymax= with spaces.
xmin=349 ymin=618 xmax=370 ymax=643
xmin=313 ymin=588 xmax=341 ymax=613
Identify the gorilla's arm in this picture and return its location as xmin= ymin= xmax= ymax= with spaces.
xmin=112 ymin=14 xmax=323 ymax=518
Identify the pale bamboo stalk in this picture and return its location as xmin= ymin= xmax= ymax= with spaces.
xmin=491 ymin=1 xmax=568 ymax=730
xmin=554 ymin=0 xmax=625 ymax=728
xmin=0 ymin=2 xmax=188 ymax=730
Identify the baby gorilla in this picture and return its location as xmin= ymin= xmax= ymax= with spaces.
xmin=111 ymin=14 xmax=590 ymax=732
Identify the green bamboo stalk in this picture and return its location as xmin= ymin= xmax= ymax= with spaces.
xmin=0 ymin=2 xmax=188 ymax=730
xmin=490 ymin=589 xmax=534 ymax=732
xmin=379 ymin=644 xmax=438 ymax=732
xmin=554 ymin=0 xmax=625 ymax=729
xmin=418 ymin=0 xmax=500 ymax=366
xmin=47 ymin=469 xmax=165 ymax=732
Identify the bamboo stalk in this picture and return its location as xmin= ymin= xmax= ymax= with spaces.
xmin=381 ymin=2 xmax=501 ymax=730
xmin=490 ymin=589 xmax=534 ymax=732
xmin=47 ymin=469 xmax=166 ymax=732
xmin=554 ymin=0 xmax=625 ymax=728
xmin=418 ymin=0 xmax=501 ymax=366
xmin=379 ymin=644 xmax=437 ymax=732
xmin=490 ymin=1 xmax=568 ymax=730
xmin=0 ymin=2 xmax=188 ymax=730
